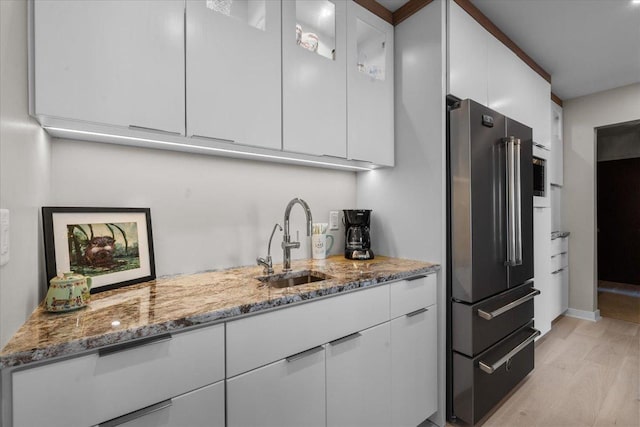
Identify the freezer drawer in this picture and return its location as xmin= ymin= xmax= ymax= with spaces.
xmin=453 ymin=324 xmax=539 ymax=425
xmin=452 ymin=282 xmax=538 ymax=357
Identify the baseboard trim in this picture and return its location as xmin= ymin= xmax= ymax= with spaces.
xmin=564 ymin=308 xmax=601 ymax=322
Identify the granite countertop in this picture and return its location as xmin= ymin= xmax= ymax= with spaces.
xmin=551 ymin=231 xmax=571 ymax=239
xmin=0 ymin=255 xmax=439 ymax=369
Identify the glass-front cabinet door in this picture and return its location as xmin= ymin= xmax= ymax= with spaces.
xmin=282 ymin=0 xmax=347 ymax=158
xmin=186 ymin=0 xmax=282 ymax=150
xmin=346 ymin=1 xmax=394 ymax=166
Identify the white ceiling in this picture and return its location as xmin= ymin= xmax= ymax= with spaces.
xmin=377 ymin=0 xmax=640 ymax=101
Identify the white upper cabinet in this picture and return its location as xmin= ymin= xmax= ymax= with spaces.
xmin=487 ymin=34 xmax=529 ymax=125
xmin=186 ymin=0 xmax=282 ymax=149
xmin=346 ymin=1 xmax=394 ymax=166
xmin=550 ymin=101 xmax=564 ymax=185
xmin=448 ymin=1 xmax=488 ymax=105
xmin=531 ymin=73 xmax=551 ymax=148
xmin=282 ymin=0 xmax=347 ymax=158
xmin=33 ymin=0 xmax=185 ymax=134
xmin=449 ymin=0 xmax=551 ymax=149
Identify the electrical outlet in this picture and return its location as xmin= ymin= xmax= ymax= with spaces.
xmin=1 ymin=209 xmax=9 ymax=266
xmin=329 ymin=211 xmax=340 ymax=230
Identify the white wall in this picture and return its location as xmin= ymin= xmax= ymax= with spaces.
xmin=51 ymin=140 xmax=354 ymax=275
xmin=562 ymin=83 xmax=640 ymax=313
xmin=357 ymin=1 xmax=447 ymax=425
xmin=0 ymin=0 xmax=52 ymax=347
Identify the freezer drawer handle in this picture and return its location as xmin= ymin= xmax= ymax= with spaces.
xmin=477 ymin=288 xmax=540 ymax=320
xmin=99 ymin=399 xmax=172 ymax=427
xmin=479 ymin=329 xmax=540 ymax=374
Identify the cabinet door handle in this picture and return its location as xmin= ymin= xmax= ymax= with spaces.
xmin=190 ymin=134 xmax=234 ymax=144
xmin=551 ymin=268 xmax=565 ymax=275
xmin=286 ymin=345 xmax=324 ymax=363
xmin=329 ymin=332 xmax=362 ymax=346
xmin=477 ymin=289 xmax=540 ymax=320
xmin=348 ymin=157 xmax=374 ymax=164
xmin=98 ymin=333 xmax=172 ymax=358
xmin=406 ymin=307 xmax=429 ymax=318
xmin=479 ymin=329 xmax=540 ymax=374
xmin=406 ymin=274 xmax=427 ymax=282
xmin=128 ymin=124 xmax=181 ymax=136
xmin=99 ymin=399 xmax=172 ymax=427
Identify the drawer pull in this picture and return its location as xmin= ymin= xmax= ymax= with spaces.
xmin=329 ymin=332 xmax=362 ymax=346
xmin=99 ymin=399 xmax=172 ymax=427
xmin=551 ymin=251 xmax=568 ymax=258
xmin=286 ymin=345 xmax=324 ymax=363
xmin=128 ymin=124 xmax=181 ymax=136
xmin=406 ymin=274 xmax=428 ymax=282
xmin=479 ymin=329 xmax=540 ymax=374
xmin=551 ymin=268 xmax=565 ymax=275
xmin=477 ymin=288 xmax=540 ymax=320
xmin=406 ymin=307 xmax=429 ymax=318
xmin=98 ymin=333 xmax=172 ymax=358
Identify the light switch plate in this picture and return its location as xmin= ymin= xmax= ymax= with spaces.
xmin=0 ymin=209 xmax=9 ymax=266
xmin=329 ymin=211 xmax=340 ymax=230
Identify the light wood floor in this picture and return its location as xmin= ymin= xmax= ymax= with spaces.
xmin=598 ymin=281 xmax=640 ymax=324
xmin=450 ymin=315 xmax=640 ymax=427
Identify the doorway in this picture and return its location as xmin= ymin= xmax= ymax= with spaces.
xmin=596 ymin=120 xmax=640 ymax=323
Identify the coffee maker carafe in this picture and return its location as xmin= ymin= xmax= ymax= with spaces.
xmin=343 ymin=209 xmax=374 ymax=260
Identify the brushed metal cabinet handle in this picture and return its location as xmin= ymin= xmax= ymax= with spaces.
xmin=190 ymin=134 xmax=235 ymax=144
xmin=99 ymin=399 xmax=172 ymax=427
xmin=329 ymin=332 xmax=362 ymax=346
xmin=128 ymin=124 xmax=181 ymax=136
xmin=406 ymin=275 xmax=427 ymax=282
xmin=98 ymin=333 xmax=172 ymax=358
xmin=406 ymin=307 xmax=429 ymax=318
xmin=477 ymin=288 xmax=540 ymax=320
xmin=479 ymin=329 xmax=540 ymax=374
xmin=286 ymin=345 xmax=324 ymax=363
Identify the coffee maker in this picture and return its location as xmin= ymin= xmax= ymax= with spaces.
xmin=343 ymin=209 xmax=374 ymax=260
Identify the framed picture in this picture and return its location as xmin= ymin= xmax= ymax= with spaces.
xmin=43 ymin=207 xmax=155 ymax=293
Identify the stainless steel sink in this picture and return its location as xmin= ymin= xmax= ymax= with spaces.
xmin=257 ymin=270 xmax=331 ymax=289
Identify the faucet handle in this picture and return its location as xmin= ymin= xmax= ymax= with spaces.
xmin=257 ymin=256 xmax=274 ymax=275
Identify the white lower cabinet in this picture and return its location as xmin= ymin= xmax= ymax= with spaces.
xmin=391 ymin=305 xmax=438 ymax=427
xmin=12 ymin=325 xmax=225 ymax=427
xmin=96 ymin=381 xmax=225 ymax=427
xmin=533 ymin=207 xmax=552 ymax=336
xmin=226 ymin=346 xmax=326 ymax=427
xmin=326 ymin=323 xmax=392 ymax=427
xmin=7 ymin=276 xmax=438 ymax=427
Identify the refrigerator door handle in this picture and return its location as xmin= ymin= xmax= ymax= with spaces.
xmin=505 ymin=136 xmax=522 ymax=266
xmin=514 ymin=137 xmax=523 ymax=265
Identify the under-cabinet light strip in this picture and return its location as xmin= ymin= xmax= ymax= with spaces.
xmin=44 ymin=127 xmax=375 ymax=172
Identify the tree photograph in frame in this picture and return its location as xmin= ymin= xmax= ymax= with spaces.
xmin=43 ymin=207 xmax=155 ymax=293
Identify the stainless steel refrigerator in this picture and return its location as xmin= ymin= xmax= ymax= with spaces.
xmin=447 ymin=98 xmax=540 ymax=425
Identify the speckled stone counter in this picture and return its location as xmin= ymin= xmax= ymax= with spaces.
xmin=0 ymin=256 xmax=439 ymax=369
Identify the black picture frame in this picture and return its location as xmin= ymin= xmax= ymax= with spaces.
xmin=43 ymin=207 xmax=156 ymax=293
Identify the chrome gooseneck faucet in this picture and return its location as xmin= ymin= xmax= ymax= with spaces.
xmin=257 ymin=223 xmax=282 ymax=275
xmin=282 ymin=198 xmax=313 ymax=272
